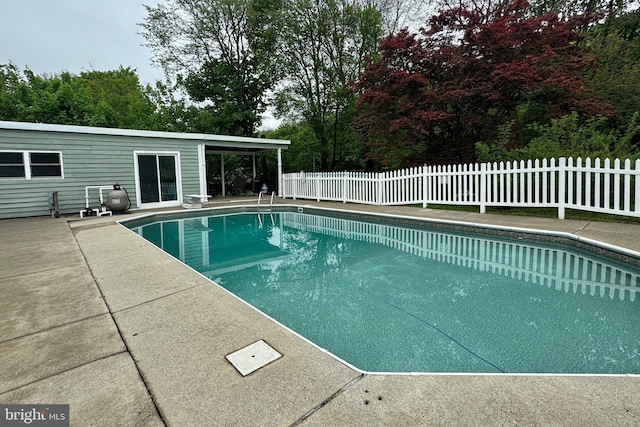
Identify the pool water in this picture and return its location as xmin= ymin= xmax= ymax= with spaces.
xmin=128 ymin=211 xmax=640 ymax=374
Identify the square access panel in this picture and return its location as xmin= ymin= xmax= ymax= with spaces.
xmin=225 ymin=340 xmax=282 ymax=376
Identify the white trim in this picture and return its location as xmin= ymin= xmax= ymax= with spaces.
xmin=0 ymin=120 xmax=290 ymax=149
xmin=133 ymin=150 xmax=183 ymax=209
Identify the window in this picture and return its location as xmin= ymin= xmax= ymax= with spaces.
xmin=0 ymin=152 xmax=26 ymax=178
xmin=30 ymin=152 xmax=62 ymax=177
xmin=0 ymin=151 xmax=63 ymax=179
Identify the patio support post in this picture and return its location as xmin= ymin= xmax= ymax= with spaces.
xmin=252 ymin=154 xmax=257 ymax=188
xmin=221 ymin=154 xmax=226 ymax=197
xmin=277 ymin=148 xmax=283 ymax=197
xmin=197 ymin=144 xmax=207 ymax=197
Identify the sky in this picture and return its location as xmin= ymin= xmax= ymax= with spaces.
xmin=0 ymin=0 xmax=280 ymax=129
xmin=0 ymin=0 xmax=165 ymax=85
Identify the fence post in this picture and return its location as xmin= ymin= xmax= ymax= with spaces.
xmin=282 ymin=175 xmax=287 ymax=199
xmin=480 ymin=163 xmax=487 ymax=213
xmin=422 ymin=165 xmax=428 ymax=208
xmin=342 ymin=171 xmax=347 ymax=203
xmin=292 ymin=172 xmax=298 ymax=200
xmin=377 ymin=172 xmax=383 ymax=205
xmin=558 ymin=157 xmax=566 ymax=219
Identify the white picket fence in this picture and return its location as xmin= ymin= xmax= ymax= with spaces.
xmin=282 ymin=157 xmax=640 ymax=219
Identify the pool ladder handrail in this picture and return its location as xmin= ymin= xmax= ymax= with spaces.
xmin=257 ymin=191 xmax=276 ymax=228
xmin=257 ymin=191 xmax=276 ymax=210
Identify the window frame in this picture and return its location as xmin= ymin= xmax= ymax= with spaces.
xmin=0 ymin=150 xmax=64 ymax=179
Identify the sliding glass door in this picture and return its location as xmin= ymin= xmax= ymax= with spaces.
xmin=135 ymin=152 xmax=181 ymax=207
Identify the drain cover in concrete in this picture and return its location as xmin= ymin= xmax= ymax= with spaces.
xmin=225 ymin=340 xmax=282 ymax=376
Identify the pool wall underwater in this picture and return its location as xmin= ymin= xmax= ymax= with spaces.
xmin=120 ymin=205 xmax=640 ymax=376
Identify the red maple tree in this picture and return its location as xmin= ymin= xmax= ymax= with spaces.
xmin=354 ymin=0 xmax=613 ymax=167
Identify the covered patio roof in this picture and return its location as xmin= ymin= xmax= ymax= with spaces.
xmin=0 ymin=121 xmax=290 ymax=151
xmin=203 ymin=142 xmax=289 ymax=197
xmin=1 ymin=121 xmax=290 ymax=198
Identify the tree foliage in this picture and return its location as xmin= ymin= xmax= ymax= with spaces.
xmin=477 ymin=112 xmax=640 ymax=162
xmin=145 ymin=78 xmax=219 ymax=133
xmin=587 ymin=11 xmax=640 ymax=128
xmin=0 ymin=64 xmax=155 ymax=129
xmin=435 ymin=0 xmax=630 ymax=20
xmin=275 ymin=0 xmax=382 ymax=170
xmin=140 ymin=0 xmax=282 ymax=136
xmin=361 ymin=0 xmax=431 ymax=34
xmin=353 ymin=0 xmax=612 ymax=168
xmin=267 ymin=121 xmax=322 ymax=172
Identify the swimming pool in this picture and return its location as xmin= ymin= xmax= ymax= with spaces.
xmin=125 ymin=208 xmax=640 ymax=374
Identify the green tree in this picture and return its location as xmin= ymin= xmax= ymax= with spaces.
xmin=436 ymin=0 xmax=630 ymax=19
xmin=77 ymin=68 xmax=156 ymax=128
xmin=353 ymin=0 xmax=611 ymax=167
xmin=361 ymin=0 xmax=430 ymax=34
xmin=587 ymin=11 xmax=640 ymax=128
xmin=275 ymin=0 xmax=382 ymax=171
xmin=0 ymin=64 xmax=155 ymax=129
xmin=477 ymin=112 xmax=640 ymax=162
xmin=140 ymin=0 xmax=282 ymax=136
xmin=267 ymin=121 xmax=322 ymax=172
xmin=145 ymin=79 xmax=218 ymax=133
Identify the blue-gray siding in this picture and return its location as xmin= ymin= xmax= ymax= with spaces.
xmin=0 ymin=129 xmax=201 ymax=219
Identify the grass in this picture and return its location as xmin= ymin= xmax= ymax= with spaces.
xmin=422 ymin=204 xmax=640 ymax=224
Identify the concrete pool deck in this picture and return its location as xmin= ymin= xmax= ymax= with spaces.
xmin=1 ymin=198 xmax=639 ymax=426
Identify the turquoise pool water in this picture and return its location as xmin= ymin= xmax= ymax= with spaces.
xmin=128 ymin=210 xmax=640 ymax=374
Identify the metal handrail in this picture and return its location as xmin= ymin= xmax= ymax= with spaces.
xmin=257 ymin=191 xmax=276 ymax=210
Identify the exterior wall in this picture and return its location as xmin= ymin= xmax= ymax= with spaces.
xmin=0 ymin=128 xmax=201 ymax=219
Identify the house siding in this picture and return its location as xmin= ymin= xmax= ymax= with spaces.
xmin=0 ymin=128 xmax=201 ymax=219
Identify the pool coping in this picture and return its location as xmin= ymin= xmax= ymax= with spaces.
xmin=3 ymin=199 xmax=640 ymax=426
xmin=118 ymin=203 xmax=640 ymax=378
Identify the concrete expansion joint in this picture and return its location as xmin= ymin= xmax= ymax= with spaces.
xmin=0 ymin=312 xmax=110 ymax=346
xmin=289 ymin=374 xmax=365 ymax=426
xmin=68 ymin=219 xmax=119 ymax=232
xmin=97 ymin=312 xmax=168 ymax=427
xmin=0 ymin=263 xmax=86 ymax=281
xmin=109 ymin=283 xmax=206 ymax=315
xmin=0 ymin=351 xmax=127 ymax=396
xmin=72 ymin=233 xmax=169 ymax=427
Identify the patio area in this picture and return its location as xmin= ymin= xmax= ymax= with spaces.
xmin=1 ymin=199 xmax=639 ymax=426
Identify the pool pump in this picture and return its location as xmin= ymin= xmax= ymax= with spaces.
xmin=80 ymin=183 xmax=130 ymax=218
